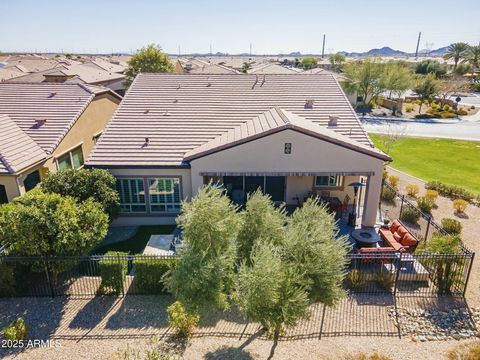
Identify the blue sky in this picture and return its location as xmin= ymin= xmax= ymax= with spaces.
xmin=2 ymin=0 xmax=479 ymax=54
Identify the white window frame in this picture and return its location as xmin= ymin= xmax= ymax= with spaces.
xmin=314 ymin=175 xmax=344 ymax=188
xmin=147 ymin=177 xmax=182 ymax=213
xmin=117 ymin=178 xmax=147 ymax=213
xmin=55 ymin=145 xmax=84 ymax=170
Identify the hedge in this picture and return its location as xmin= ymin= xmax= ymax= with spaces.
xmin=98 ymin=251 xmax=128 ymax=295
xmin=134 ymin=258 xmax=176 ymax=294
xmin=0 ymin=262 xmax=16 ymax=297
xmin=425 ymin=181 xmax=475 ymax=202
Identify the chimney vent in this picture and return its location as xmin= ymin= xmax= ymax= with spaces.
xmin=328 ymin=115 xmax=339 ymax=127
xmin=34 ymin=119 xmax=47 ymax=128
xmin=304 ymin=100 xmax=314 ymax=109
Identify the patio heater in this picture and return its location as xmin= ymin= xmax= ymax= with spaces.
xmin=348 ymin=182 xmax=366 ymax=227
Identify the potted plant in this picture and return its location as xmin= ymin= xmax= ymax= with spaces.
xmin=382 ymin=217 xmax=391 ymax=228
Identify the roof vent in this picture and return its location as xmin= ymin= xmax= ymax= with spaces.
xmin=177 ymin=84 xmax=181 ymax=90
xmin=33 ymin=119 xmax=47 ymax=128
xmin=328 ymin=115 xmax=339 ymax=127
xmin=47 ymin=92 xmax=57 ymax=98
xmin=173 ymin=99 xmax=178 ymax=103
xmin=144 ymin=137 xmax=150 ymax=147
xmin=304 ymin=100 xmax=314 ymax=109
xmin=144 ymin=109 xmax=150 ymax=114
xmin=206 ymin=82 xmax=211 ymax=87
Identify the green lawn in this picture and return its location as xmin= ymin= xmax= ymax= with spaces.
xmin=370 ymin=135 xmax=480 ymax=194
xmin=92 ymin=225 xmax=176 ymax=255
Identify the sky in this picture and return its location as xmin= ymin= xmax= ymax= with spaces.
xmin=1 ymin=0 xmax=479 ymax=55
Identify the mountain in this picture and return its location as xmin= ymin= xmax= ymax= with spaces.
xmin=339 ymin=47 xmax=407 ymax=57
xmin=425 ymin=46 xmax=448 ymax=56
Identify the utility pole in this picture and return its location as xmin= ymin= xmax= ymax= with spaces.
xmin=209 ymin=44 xmax=212 ymax=56
xmin=321 ymin=34 xmax=326 ymax=58
xmin=178 ymin=45 xmax=181 ymax=57
xmin=249 ymin=43 xmax=252 ymax=57
xmin=415 ymin=32 xmax=422 ymax=58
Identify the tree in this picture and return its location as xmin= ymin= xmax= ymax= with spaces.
xmin=328 ymin=53 xmax=346 ymax=71
xmin=236 ymin=190 xmax=286 ymax=265
xmin=464 ymin=45 xmax=480 ymax=72
xmin=438 ymin=78 xmax=466 ymax=106
xmin=124 ymin=44 xmax=174 ymax=87
xmin=444 ymin=42 xmax=469 ymax=71
xmin=0 ymin=190 xmax=108 ymax=273
xmin=298 ymin=57 xmax=318 ymax=70
xmin=380 ymin=62 xmax=413 ymax=99
xmin=283 ymin=198 xmax=349 ymax=304
xmin=166 ymin=185 xmax=241 ymax=312
xmin=236 ymin=242 xmax=309 ymax=339
xmin=241 ymin=62 xmax=252 ymax=73
xmin=341 ymin=58 xmax=385 ymax=106
xmin=40 ymin=169 xmax=120 ymax=220
xmin=415 ymin=60 xmax=448 ymax=77
xmin=412 ymin=74 xmax=440 ymax=113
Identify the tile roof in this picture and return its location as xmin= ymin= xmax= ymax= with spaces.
xmin=184 ymin=108 xmax=389 ymax=161
xmin=87 ymin=73 xmax=380 ymax=167
xmin=0 ymin=83 xmax=95 ymax=154
xmin=248 ymin=63 xmax=300 ymax=74
xmin=189 ymin=63 xmax=240 ymax=74
xmin=0 ymin=114 xmax=48 ymax=174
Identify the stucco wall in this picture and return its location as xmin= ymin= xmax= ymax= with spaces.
xmin=0 ymin=175 xmax=21 ymax=201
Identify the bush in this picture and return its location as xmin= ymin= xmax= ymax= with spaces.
xmin=414 ymin=99 xmax=422 ymax=105
xmin=441 ymin=218 xmax=462 ymax=235
xmin=405 ymin=105 xmax=414 ymax=112
xmin=134 ymin=258 xmax=175 ymax=294
xmin=425 ymin=189 xmax=439 ymax=203
xmin=0 ymin=262 xmax=16 ymax=297
xmin=98 ymin=251 xmax=128 ymax=295
xmin=167 ymin=301 xmax=199 ymax=338
xmin=381 ymin=185 xmax=396 ymax=202
xmin=443 ymin=104 xmax=451 ymax=112
xmin=383 ymin=169 xmax=388 ymax=180
xmin=440 ymin=111 xmax=457 ymax=118
xmin=416 ymin=196 xmax=434 ymax=213
xmin=387 ymin=175 xmax=399 ymax=189
xmin=453 ymin=199 xmax=468 ymax=214
xmin=2 ymin=318 xmax=27 ymax=341
xmin=405 ymin=183 xmax=419 ymax=197
xmin=455 ymin=109 xmax=468 ymax=115
xmin=374 ymin=268 xmax=394 ymax=291
xmin=400 ymin=206 xmax=420 ymax=224
xmin=345 ymin=269 xmax=365 ymax=290
xmin=447 ymin=341 xmax=480 ymax=360
xmin=344 ymin=354 xmax=392 ymax=360
xmin=425 ymin=181 xmax=474 ymax=202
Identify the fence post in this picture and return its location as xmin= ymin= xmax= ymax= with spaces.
xmin=393 ymin=252 xmax=402 ymax=297
xmin=118 ymin=253 xmax=125 ymax=297
xmin=44 ymin=256 xmax=55 ymax=298
xmin=425 ymin=216 xmax=431 ymax=242
xmin=463 ymin=252 xmax=475 ymax=298
xmin=399 ymin=195 xmax=405 ymax=217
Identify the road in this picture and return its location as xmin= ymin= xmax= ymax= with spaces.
xmin=361 ymin=115 xmax=480 ymax=141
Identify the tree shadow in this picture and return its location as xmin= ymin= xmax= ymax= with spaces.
xmin=68 ymin=296 xmax=119 ymax=329
xmin=454 ymin=212 xmax=469 ymax=219
xmin=204 ymin=346 xmax=254 ymax=360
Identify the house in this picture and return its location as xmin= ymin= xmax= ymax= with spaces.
xmin=248 ymin=63 xmax=300 ymax=74
xmin=0 ymin=83 xmax=122 ymax=203
xmin=86 ymin=73 xmax=390 ymax=227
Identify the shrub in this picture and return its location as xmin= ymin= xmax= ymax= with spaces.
xmin=400 ymin=206 xmax=420 ymax=224
xmin=405 ymin=105 xmax=414 ymax=112
xmin=167 ymin=301 xmax=199 ymax=338
xmin=405 ymin=98 xmax=411 ymax=103
xmin=405 ymin=183 xmax=419 ymax=197
xmin=0 ymin=262 xmax=16 ymax=297
xmin=425 ymin=189 xmax=439 ymax=203
xmin=414 ymin=99 xmax=422 ymax=105
xmin=416 ymin=196 xmax=434 ymax=213
xmin=382 ymin=169 xmax=388 ymax=180
xmin=453 ymin=199 xmax=468 ymax=214
xmin=134 ymin=258 xmax=175 ymax=294
xmin=443 ymin=104 xmax=451 ymax=112
xmin=387 ymin=175 xmax=399 ymax=189
xmin=374 ymin=268 xmax=394 ymax=291
xmin=425 ymin=181 xmax=474 ymax=202
xmin=345 ymin=269 xmax=365 ymax=290
xmin=441 ymin=218 xmax=462 ymax=235
xmin=447 ymin=341 xmax=480 ymax=360
xmin=2 ymin=318 xmax=28 ymax=341
xmin=98 ymin=251 xmax=128 ymax=295
xmin=381 ymin=185 xmax=396 ymax=202
xmin=455 ymin=109 xmax=468 ymax=115
xmin=344 ymin=354 xmax=392 ymax=360
xmin=440 ymin=111 xmax=457 ymax=118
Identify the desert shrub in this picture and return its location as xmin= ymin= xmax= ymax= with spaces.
xmin=425 ymin=181 xmax=474 ymax=202
xmin=134 ymin=258 xmax=175 ymax=294
xmin=425 ymin=189 xmax=439 ymax=203
xmin=387 ymin=175 xmax=399 ymax=189
xmin=405 ymin=183 xmax=419 ymax=197
xmin=2 ymin=318 xmax=27 ymax=341
xmin=416 ymin=113 xmax=438 ymax=119
xmin=374 ymin=268 xmax=394 ymax=291
xmin=383 ymin=169 xmax=389 ymax=180
xmin=345 ymin=269 xmax=365 ymax=290
xmin=167 ymin=301 xmax=199 ymax=338
xmin=414 ymin=99 xmax=421 ymax=105
xmin=443 ymin=104 xmax=451 ymax=112
xmin=400 ymin=206 xmax=420 ymax=224
xmin=453 ymin=199 xmax=468 ymax=214
xmin=455 ymin=109 xmax=468 ymax=115
xmin=98 ymin=251 xmax=128 ymax=295
xmin=441 ymin=218 xmax=462 ymax=235
xmin=344 ymin=353 xmax=392 ymax=360
xmin=381 ymin=185 xmax=396 ymax=202
xmin=447 ymin=341 xmax=480 ymax=360
xmin=405 ymin=105 xmax=414 ymax=112
xmin=440 ymin=111 xmax=457 ymax=118
xmin=416 ymin=196 xmax=434 ymax=213
xmin=0 ymin=262 xmax=16 ymax=297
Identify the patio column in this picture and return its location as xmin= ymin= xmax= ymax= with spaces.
xmin=361 ymin=169 xmax=382 ymax=227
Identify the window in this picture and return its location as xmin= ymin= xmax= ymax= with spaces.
xmin=117 ymin=178 xmax=146 ymax=213
xmin=57 ymin=146 xmax=84 ymax=170
xmin=148 ymin=178 xmax=181 ymax=213
xmin=0 ymin=184 xmax=8 ymax=204
xmin=315 ymin=175 xmax=343 ymax=188
xmin=24 ymin=170 xmax=41 ymax=192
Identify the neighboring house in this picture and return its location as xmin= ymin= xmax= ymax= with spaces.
xmin=248 ymin=63 xmax=300 ymax=74
xmin=86 ymin=74 xmax=390 ymax=227
xmin=0 ymin=83 xmax=121 ymax=203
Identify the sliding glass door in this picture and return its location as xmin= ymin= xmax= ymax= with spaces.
xmin=216 ymin=175 xmax=285 ymax=205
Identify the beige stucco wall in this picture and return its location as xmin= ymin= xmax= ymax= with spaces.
xmin=0 ymin=175 xmax=21 ymax=201
xmin=190 ymin=129 xmax=384 ymax=226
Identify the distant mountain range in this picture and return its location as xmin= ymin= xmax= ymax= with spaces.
xmin=337 ymin=46 xmax=448 ymax=57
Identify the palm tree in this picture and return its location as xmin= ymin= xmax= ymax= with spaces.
xmin=444 ymin=42 xmax=469 ymax=71
xmin=463 ymin=45 xmax=480 ymax=72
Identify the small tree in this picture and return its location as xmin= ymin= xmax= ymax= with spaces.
xmin=236 ymin=242 xmax=309 ymax=339
xmin=329 ymin=53 xmax=346 ymax=71
xmin=380 ymin=61 xmax=413 ymax=99
xmin=236 ymin=190 xmax=286 ymax=264
xmin=241 ymin=62 xmax=252 ymax=73
xmin=165 ymin=185 xmax=240 ymax=312
xmin=124 ymin=44 xmax=174 ymax=88
xmin=40 ymin=169 xmax=120 ymax=220
xmin=341 ymin=58 xmax=386 ymax=105
xmin=412 ymin=74 xmax=440 ymax=113
xmin=299 ymin=57 xmax=318 ymax=70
